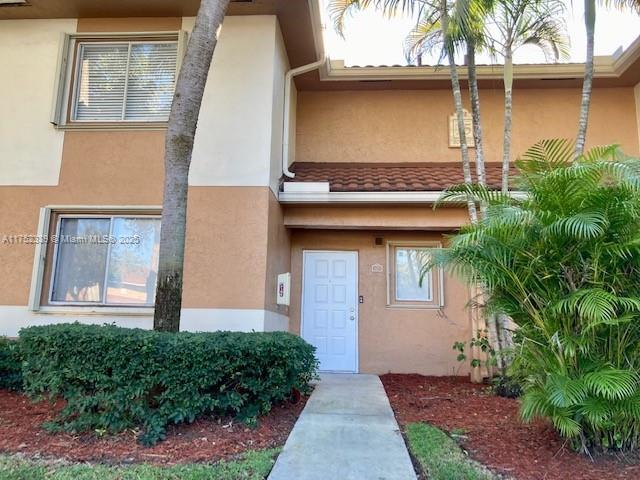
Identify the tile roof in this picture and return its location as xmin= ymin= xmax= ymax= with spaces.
xmin=284 ymin=162 xmax=513 ymax=192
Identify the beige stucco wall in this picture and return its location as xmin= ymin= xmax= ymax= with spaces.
xmin=289 ymin=230 xmax=472 ymax=376
xmin=264 ymin=193 xmax=291 ymax=317
xmin=635 ymin=82 xmax=640 ymax=148
xmin=185 ymin=15 xmax=290 ymax=192
xmin=296 ymin=87 xmax=640 ymax=163
xmin=0 ymin=19 xmax=77 ymax=185
xmin=284 ymin=205 xmax=470 ymax=230
xmin=0 ymin=15 xmax=292 ymax=334
xmin=0 ymin=129 xmax=276 ymax=310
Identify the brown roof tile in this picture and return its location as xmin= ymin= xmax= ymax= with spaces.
xmin=284 ymin=162 xmax=514 ymax=192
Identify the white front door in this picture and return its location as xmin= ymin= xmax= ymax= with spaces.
xmin=301 ymin=251 xmax=358 ymax=373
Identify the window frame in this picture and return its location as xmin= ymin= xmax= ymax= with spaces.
xmin=386 ymin=241 xmax=445 ymax=309
xmin=28 ymin=206 xmax=162 ymax=315
xmin=48 ymin=213 xmax=162 ymax=308
xmin=51 ymin=31 xmax=187 ymax=130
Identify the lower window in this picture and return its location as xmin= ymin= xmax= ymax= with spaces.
xmin=49 ymin=215 xmax=161 ymax=306
xmin=388 ymin=242 xmax=443 ymax=308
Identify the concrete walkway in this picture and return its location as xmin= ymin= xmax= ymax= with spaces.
xmin=268 ymin=374 xmax=416 ymax=480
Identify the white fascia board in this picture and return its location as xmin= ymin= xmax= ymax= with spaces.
xmin=282 ymin=181 xmax=330 ymax=193
xmin=323 ymin=58 xmax=620 ymax=82
xmin=279 ymin=190 xmax=528 ymax=204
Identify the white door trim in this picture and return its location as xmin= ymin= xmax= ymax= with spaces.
xmin=301 ymin=250 xmax=359 ymax=373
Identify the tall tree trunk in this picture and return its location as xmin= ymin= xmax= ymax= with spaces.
xmin=154 ymin=0 xmax=232 ymax=332
xmin=501 ymin=49 xmax=513 ymax=194
xmin=466 ymin=42 xmax=487 ymax=219
xmin=442 ymin=0 xmax=478 ymax=224
xmin=467 ymin=42 xmax=486 ymax=187
xmin=575 ymin=0 xmax=595 ymax=157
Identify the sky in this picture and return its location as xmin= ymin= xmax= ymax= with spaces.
xmin=320 ymin=0 xmax=640 ymax=66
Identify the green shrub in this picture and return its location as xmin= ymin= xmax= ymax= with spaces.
xmin=0 ymin=337 xmax=22 ymax=391
xmin=20 ymin=323 xmax=317 ymax=445
xmin=438 ymin=140 xmax=640 ymax=453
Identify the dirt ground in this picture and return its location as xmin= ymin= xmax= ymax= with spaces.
xmin=381 ymin=374 xmax=640 ymax=480
xmin=0 ymin=389 xmax=306 ymax=465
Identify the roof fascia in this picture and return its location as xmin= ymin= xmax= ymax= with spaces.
xmin=279 ymin=190 xmax=528 ymax=204
xmin=306 ymin=0 xmax=640 ymax=83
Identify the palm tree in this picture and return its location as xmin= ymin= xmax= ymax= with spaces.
xmin=437 ymin=139 xmax=640 ymax=454
xmin=154 ymin=0 xmax=232 ymax=332
xmin=484 ymin=0 xmax=568 ymax=193
xmin=330 ymin=0 xmax=479 ymax=222
xmin=405 ymin=0 xmax=566 ymax=363
xmin=440 ymin=0 xmax=478 ymax=222
xmin=575 ymin=0 xmax=640 ymax=157
xmin=404 ymin=0 xmax=494 ymax=212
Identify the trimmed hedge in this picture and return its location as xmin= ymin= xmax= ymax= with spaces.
xmin=0 ymin=337 xmax=22 ymax=391
xmin=20 ymin=323 xmax=317 ymax=445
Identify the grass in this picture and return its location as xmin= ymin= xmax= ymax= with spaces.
xmin=405 ymin=423 xmax=498 ymax=480
xmin=0 ymin=448 xmax=280 ymax=480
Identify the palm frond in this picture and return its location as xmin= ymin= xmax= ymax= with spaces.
xmin=328 ymin=0 xmax=434 ymax=37
xmin=583 ymin=368 xmax=638 ymax=401
xmin=441 ymin=141 xmax=640 ymax=451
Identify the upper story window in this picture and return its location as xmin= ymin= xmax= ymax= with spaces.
xmin=52 ymin=33 xmax=184 ymax=128
xmin=73 ymin=41 xmax=178 ymax=122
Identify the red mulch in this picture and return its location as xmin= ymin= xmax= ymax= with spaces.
xmin=381 ymin=374 xmax=640 ymax=480
xmin=0 ymin=389 xmax=306 ymax=465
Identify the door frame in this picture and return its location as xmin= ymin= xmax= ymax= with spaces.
xmin=300 ymin=249 xmax=359 ymax=374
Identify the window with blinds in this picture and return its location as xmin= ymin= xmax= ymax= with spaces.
xmin=72 ymin=41 xmax=178 ymax=122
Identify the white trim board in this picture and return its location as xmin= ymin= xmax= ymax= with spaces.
xmin=279 ymin=190 xmax=528 ymax=204
xmin=0 ymin=306 xmax=289 ymax=337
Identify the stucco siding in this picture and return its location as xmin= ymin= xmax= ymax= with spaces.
xmin=635 ymin=82 xmax=640 ymax=148
xmin=0 ymin=19 xmax=77 ymax=186
xmin=0 ymin=306 xmax=285 ymax=338
xmin=186 ymin=15 xmax=284 ymax=188
xmin=0 ymin=15 xmax=293 ymax=336
xmin=296 ymin=87 xmax=640 ymax=163
xmin=290 ymin=230 xmax=472 ymax=376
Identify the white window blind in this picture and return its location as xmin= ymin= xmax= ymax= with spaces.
xmin=73 ymin=41 xmax=178 ymax=122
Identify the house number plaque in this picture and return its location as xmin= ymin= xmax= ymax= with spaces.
xmin=448 ymin=109 xmax=475 ymax=148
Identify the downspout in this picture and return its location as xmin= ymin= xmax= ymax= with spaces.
xmin=282 ymin=57 xmax=326 ymax=178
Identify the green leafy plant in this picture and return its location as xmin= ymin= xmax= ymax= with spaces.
xmin=19 ymin=324 xmax=317 ymax=446
xmin=0 ymin=337 xmax=22 ymax=391
xmin=454 ymin=331 xmax=521 ymax=398
xmin=453 ymin=330 xmax=498 ymax=371
xmin=437 ymin=139 xmax=640 ymax=454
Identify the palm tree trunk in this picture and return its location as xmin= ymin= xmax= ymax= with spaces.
xmin=154 ymin=0 xmax=232 ymax=332
xmin=442 ymin=0 xmax=478 ymax=223
xmin=466 ymin=42 xmax=487 ymax=220
xmin=467 ymin=42 xmax=486 ymax=187
xmin=575 ymin=0 xmax=595 ymax=157
xmin=501 ymin=49 xmax=513 ymax=194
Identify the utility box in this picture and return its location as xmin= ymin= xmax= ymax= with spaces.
xmin=276 ymin=272 xmax=291 ymax=306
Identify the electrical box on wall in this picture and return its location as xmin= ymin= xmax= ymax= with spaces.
xmin=276 ymin=273 xmax=291 ymax=306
